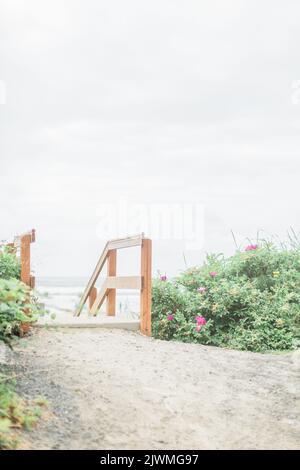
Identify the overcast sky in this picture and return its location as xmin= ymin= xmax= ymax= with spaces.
xmin=1 ymin=0 xmax=300 ymax=277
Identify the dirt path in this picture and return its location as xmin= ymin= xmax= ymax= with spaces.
xmin=7 ymin=328 xmax=300 ymax=450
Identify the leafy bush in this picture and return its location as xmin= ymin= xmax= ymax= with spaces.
xmin=152 ymin=243 xmax=300 ymax=352
xmin=0 ymin=279 xmax=40 ymax=345
xmin=0 ymin=375 xmax=45 ymax=449
xmin=0 ymin=246 xmax=21 ymax=280
xmin=0 ymin=245 xmax=42 ymax=345
xmin=0 ymin=240 xmax=45 ymax=448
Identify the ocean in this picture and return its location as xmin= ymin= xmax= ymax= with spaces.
xmin=36 ymin=277 xmax=140 ymax=321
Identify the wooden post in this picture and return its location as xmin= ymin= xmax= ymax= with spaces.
xmin=106 ymin=249 xmax=117 ymax=316
xmin=140 ymin=238 xmax=152 ymax=336
xmin=30 ymin=276 xmax=36 ymax=289
xmin=89 ymin=286 xmax=97 ymax=310
xmin=20 ymin=234 xmax=32 ymax=286
xmin=19 ymin=230 xmax=36 ymax=333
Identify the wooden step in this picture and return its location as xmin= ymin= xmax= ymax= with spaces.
xmin=36 ymin=314 xmax=139 ymax=331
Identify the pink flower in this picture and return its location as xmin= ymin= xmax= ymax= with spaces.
xmin=209 ymin=271 xmax=217 ymax=278
xmin=197 ymin=287 xmax=207 ymax=293
xmin=160 ymin=275 xmax=167 ymax=281
xmin=245 ymin=244 xmax=258 ymax=251
xmin=196 ymin=316 xmax=207 ymax=325
xmin=195 ymin=324 xmax=202 ymax=332
xmin=167 ymin=314 xmax=174 ymax=321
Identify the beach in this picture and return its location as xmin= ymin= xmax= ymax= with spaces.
xmin=7 ymin=327 xmax=300 ymax=450
xmin=36 ymin=277 xmax=140 ymax=325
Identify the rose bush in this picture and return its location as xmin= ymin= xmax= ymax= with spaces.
xmin=152 ymin=242 xmax=300 ymax=352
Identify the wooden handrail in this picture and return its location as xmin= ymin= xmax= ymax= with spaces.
xmin=75 ymin=234 xmax=144 ymax=316
xmin=75 ymin=233 xmax=152 ymax=336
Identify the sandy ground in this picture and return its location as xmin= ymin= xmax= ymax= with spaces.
xmin=6 ymin=327 xmax=300 ymax=450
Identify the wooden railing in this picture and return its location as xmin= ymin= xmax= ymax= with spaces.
xmin=75 ymin=234 xmax=152 ymax=336
xmin=6 ymin=229 xmax=36 ymax=288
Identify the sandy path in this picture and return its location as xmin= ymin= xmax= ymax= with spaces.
xmin=7 ymin=328 xmax=300 ymax=450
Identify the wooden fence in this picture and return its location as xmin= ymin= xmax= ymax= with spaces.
xmin=75 ymin=234 xmax=152 ymax=336
xmin=6 ymin=229 xmax=36 ymax=288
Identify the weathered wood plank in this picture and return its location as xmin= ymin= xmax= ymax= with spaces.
xmin=90 ymin=281 xmax=109 ymax=316
xmin=108 ymin=235 xmax=143 ymax=251
xmin=30 ymin=275 xmax=35 ymax=289
xmin=14 ymin=229 xmax=35 ymax=249
xmin=140 ymin=238 xmax=152 ymax=336
xmin=75 ymin=234 xmax=144 ymax=316
xmin=106 ymin=250 xmax=117 ymax=316
xmin=106 ymin=276 xmax=141 ymax=290
xmin=89 ymin=286 xmax=97 ymax=310
xmin=20 ymin=234 xmax=32 ymax=286
xmin=75 ymin=242 xmax=109 ymax=316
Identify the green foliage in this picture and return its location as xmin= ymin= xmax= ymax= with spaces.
xmin=0 ymin=246 xmax=21 ymax=280
xmin=0 ymin=375 xmax=46 ymax=449
xmin=0 ymin=279 xmax=40 ymax=345
xmin=152 ymin=243 xmax=300 ymax=352
xmin=0 ymin=243 xmax=45 ymax=448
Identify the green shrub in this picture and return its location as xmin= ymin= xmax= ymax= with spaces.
xmin=0 ymin=279 xmax=40 ymax=345
xmin=0 ymin=246 xmax=21 ymax=280
xmin=0 ymin=376 xmax=45 ymax=449
xmin=152 ymin=243 xmax=300 ymax=352
xmin=0 ymin=244 xmax=44 ymax=449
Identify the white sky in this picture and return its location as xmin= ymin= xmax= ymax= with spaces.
xmin=1 ymin=0 xmax=300 ymax=277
